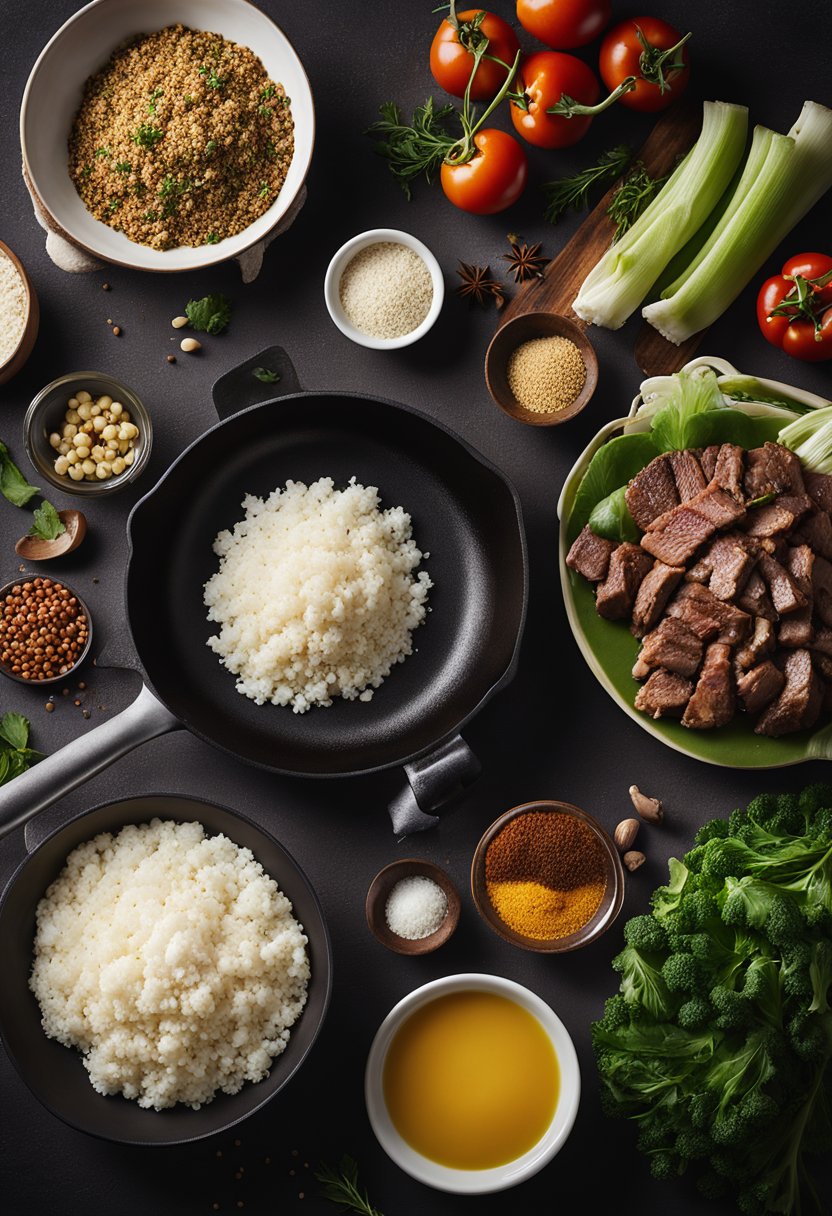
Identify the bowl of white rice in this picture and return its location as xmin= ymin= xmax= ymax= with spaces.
xmin=0 ymin=794 xmax=332 ymax=1144
xmin=0 ymin=240 xmax=39 ymax=385
xmin=324 ymin=228 xmax=444 ymax=350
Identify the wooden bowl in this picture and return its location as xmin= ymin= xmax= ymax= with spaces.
xmin=484 ymin=312 xmax=598 ymax=427
xmin=15 ymin=510 xmax=87 ymax=562
xmin=366 ymin=859 xmax=461 ymax=956
xmin=471 ymin=800 xmax=625 ymax=953
xmin=0 ymin=241 xmax=39 ymax=385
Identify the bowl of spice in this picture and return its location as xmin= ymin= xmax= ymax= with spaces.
xmin=0 ymin=241 xmax=39 ymax=385
xmin=484 ymin=313 xmax=598 ymax=426
xmin=25 ymin=372 xmax=151 ymax=497
xmin=471 ymin=800 xmax=624 ymax=952
xmin=366 ymin=859 xmax=460 ymax=955
xmin=0 ymin=578 xmax=92 ymax=685
xmin=324 ymin=229 xmax=444 ymax=350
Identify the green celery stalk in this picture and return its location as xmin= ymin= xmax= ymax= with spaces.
xmin=778 ymin=406 xmax=832 ymax=473
xmin=643 ymin=101 xmax=832 ymax=344
xmin=572 ymin=101 xmax=748 ymax=330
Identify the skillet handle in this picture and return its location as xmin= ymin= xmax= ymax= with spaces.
xmin=0 ymin=685 xmax=180 ymax=844
xmin=388 ymin=735 xmax=481 ymax=836
xmin=212 ymin=345 xmax=302 ymax=420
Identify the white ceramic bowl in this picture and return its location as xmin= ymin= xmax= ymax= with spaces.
xmin=364 ymin=973 xmax=580 ymax=1194
xmin=324 ymin=228 xmax=445 ymax=350
xmin=20 ymin=0 xmax=314 ymax=272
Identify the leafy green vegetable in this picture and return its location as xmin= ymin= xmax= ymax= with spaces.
xmin=185 ymin=294 xmax=231 ymax=335
xmin=0 ymin=441 xmax=39 ymax=507
xmin=778 ymin=406 xmax=832 ymax=474
xmin=594 ymin=784 xmax=832 ymax=1215
xmin=252 ymin=367 xmax=280 ymax=384
xmin=28 ymin=501 xmax=65 ymax=542
xmin=541 ymin=145 xmax=631 ymax=226
xmin=0 ymin=712 xmax=43 ymax=787
xmin=569 ymin=434 xmax=659 ymax=540
xmin=649 ymin=368 xmax=725 ymax=451
xmin=315 ymin=1156 xmax=383 ymax=1216
xmin=588 ymin=487 xmax=640 ymax=542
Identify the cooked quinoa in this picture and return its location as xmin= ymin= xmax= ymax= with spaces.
xmin=68 ymin=24 xmax=294 ymax=250
xmin=29 ymin=819 xmax=310 ymax=1111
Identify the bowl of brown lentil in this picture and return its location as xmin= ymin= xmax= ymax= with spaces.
xmin=484 ymin=313 xmax=598 ymax=427
xmin=470 ymin=800 xmax=625 ymax=953
xmin=0 ymin=578 xmax=92 ymax=686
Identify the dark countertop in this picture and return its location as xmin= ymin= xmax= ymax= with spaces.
xmin=1 ymin=2 xmax=830 ymax=1213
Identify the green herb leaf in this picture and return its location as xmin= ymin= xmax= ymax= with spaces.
xmin=0 ymin=711 xmax=29 ymax=751
xmin=0 ymin=441 xmax=40 ymax=507
xmin=607 ymin=163 xmax=670 ymax=243
xmin=185 ymin=293 xmax=231 ymax=335
xmin=147 ymin=87 xmax=163 ymax=114
xmin=569 ymin=434 xmax=659 ymax=540
xmin=132 ymin=123 xmax=163 ymax=148
xmin=588 ymin=486 xmax=640 ymax=543
xmin=315 ymin=1156 xmax=383 ymax=1216
xmin=541 ymin=146 xmax=631 ymax=226
xmin=114 ymin=161 xmax=132 ymax=174
xmin=260 ymin=85 xmax=276 ymax=100
xmin=205 ymin=232 xmax=219 ymax=244
xmin=28 ymin=501 xmax=66 ymax=542
xmin=252 ymin=367 xmax=279 ymax=384
xmin=366 ymin=98 xmax=458 ymax=201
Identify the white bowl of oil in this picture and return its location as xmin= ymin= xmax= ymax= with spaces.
xmin=364 ymin=972 xmax=580 ymax=1194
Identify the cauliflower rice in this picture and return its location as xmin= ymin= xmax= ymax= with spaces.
xmin=204 ymin=477 xmax=432 ymax=712
xmin=29 ymin=819 xmax=309 ymax=1111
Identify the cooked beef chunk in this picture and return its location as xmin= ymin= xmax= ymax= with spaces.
xmin=737 ymin=568 xmax=777 ymax=621
xmin=813 ymin=651 xmax=832 ymax=682
xmin=805 ymin=470 xmax=832 ymax=513
xmin=682 ymin=643 xmax=735 ymax=729
xmin=638 ymin=616 xmax=704 ymax=677
xmin=706 ymin=534 xmax=757 ymax=601
xmin=712 ymin=444 xmax=745 ymax=500
xmin=669 ymin=449 xmax=707 ymax=502
xmin=812 ymin=554 xmax=832 ymax=627
xmin=641 ymin=486 xmax=746 ymax=565
xmin=795 ymin=509 xmax=832 ymax=561
xmin=813 ymin=626 xmax=832 ymax=657
xmin=779 ymin=615 xmax=814 ymax=647
xmin=743 ymin=503 xmax=801 ymax=538
xmin=756 ymin=649 xmax=822 ymax=736
xmin=737 ymin=661 xmax=786 ymax=715
xmin=700 ymin=445 xmax=720 ymax=481
xmin=686 ymin=555 xmax=713 ymax=584
xmin=631 ymin=561 xmax=686 ymax=636
xmin=736 ymin=617 xmax=775 ymax=671
xmin=758 ymin=553 xmax=807 ymax=616
xmin=776 ymin=494 xmax=814 ymax=524
xmin=778 ymin=545 xmax=815 ymax=647
xmin=634 ymin=669 xmax=693 ymax=719
xmin=566 ymin=525 xmax=618 ymax=582
xmin=625 ymin=455 xmax=679 ymax=530
xmin=595 ymin=543 xmax=653 ymax=620
xmin=666 ymin=583 xmax=751 ymax=645
xmin=744 ymin=442 xmax=805 ymax=499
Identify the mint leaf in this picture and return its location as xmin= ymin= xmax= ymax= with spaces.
xmin=0 ymin=441 xmax=39 ymax=507
xmin=0 ymin=711 xmax=29 ymax=750
xmin=185 ymin=293 xmax=231 ymax=335
xmin=29 ymin=501 xmax=66 ymax=541
xmin=252 ymin=367 xmax=280 ymax=384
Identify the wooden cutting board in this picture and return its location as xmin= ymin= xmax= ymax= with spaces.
xmin=497 ymin=101 xmax=705 ymax=377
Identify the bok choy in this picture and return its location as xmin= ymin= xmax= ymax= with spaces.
xmin=644 ymin=101 xmax=832 ymax=344
xmin=572 ymin=101 xmax=748 ymax=330
xmin=779 ymin=406 xmax=832 ymax=474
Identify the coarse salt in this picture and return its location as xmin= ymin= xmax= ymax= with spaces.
xmin=0 ymin=249 xmax=27 ymax=367
xmin=385 ymin=875 xmax=448 ymax=940
xmin=339 ymin=242 xmax=433 ymax=340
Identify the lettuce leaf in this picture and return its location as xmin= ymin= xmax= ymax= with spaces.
xmin=589 ymin=487 xmax=640 ymax=542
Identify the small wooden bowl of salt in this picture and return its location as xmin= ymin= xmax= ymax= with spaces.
xmin=485 ymin=312 xmax=598 ymax=427
xmin=366 ymin=859 xmax=461 ymax=955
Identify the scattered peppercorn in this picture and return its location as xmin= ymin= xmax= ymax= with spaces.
xmin=45 ymin=701 xmax=54 ymax=712
xmin=167 ymin=354 xmax=176 ymax=363
xmin=82 ymin=710 xmax=91 ymax=719
xmin=0 ymin=580 xmax=89 ymax=681
xmin=102 ymin=282 xmax=111 ymax=290
xmin=78 ymin=681 xmax=86 ymax=690
xmin=113 ymin=325 xmax=121 ymax=336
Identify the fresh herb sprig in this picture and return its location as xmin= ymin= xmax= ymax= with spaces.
xmin=252 ymin=367 xmax=280 ymax=383
xmin=28 ymin=502 xmax=66 ymax=542
xmin=0 ymin=441 xmax=39 ymax=507
xmin=0 ymin=713 xmax=44 ymax=786
xmin=541 ymin=146 xmax=631 ymax=225
xmin=185 ymin=293 xmax=231 ymax=335
xmin=315 ymin=1156 xmax=384 ymax=1216
xmin=607 ymin=163 xmax=670 ymax=242
xmin=132 ymin=123 xmax=163 ymax=149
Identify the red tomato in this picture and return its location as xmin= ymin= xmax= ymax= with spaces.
xmin=516 ymin=0 xmax=611 ymax=49
xmin=757 ymin=253 xmax=832 ymax=363
xmin=599 ymin=16 xmax=690 ymax=112
xmin=510 ymin=51 xmax=599 ymax=148
xmin=430 ymin=9 xmax=520 ymax=101
xmin=440 ymin=129 xmax=528 ymax=214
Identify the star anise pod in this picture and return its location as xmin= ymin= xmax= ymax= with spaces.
xmin=501 ymin=236 xmax=549 ymax=283
xmin=456 ymin=261 xmax=506 ymax=308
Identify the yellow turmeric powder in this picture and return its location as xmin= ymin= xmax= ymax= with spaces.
xmin=487 ymin=879 xmax=606 ymax=940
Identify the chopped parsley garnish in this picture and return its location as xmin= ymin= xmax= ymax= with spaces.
xmin=205 ymin=140 xmax=217 ymax=156
xmin=258 ymin=105 xmax=271 ymax=118
xmin=95 ymin=147 xmax=110 ymax=159
xmin=144 ymin=209 xmax=159 ymax=222
xmin=258 ymin=182 xmax=270 ymax=197
xmin=199 ymin=66 xmax=224 ymax=89
xmin=115 ymin=161 xmax=132 ymax=174
xmin=205 ymin=233 xmax=220 ymax=244
xmin=260 ymin=85 xmax=276 ymax=100
xmin=132 ymin=123 xmax=163 ymax=148
xmin=147 ymin=87 xmax=164 ymax=114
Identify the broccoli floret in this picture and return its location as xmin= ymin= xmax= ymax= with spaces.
xmin=808 ymin=939 xmax=832 ymax=1014
xmin=695 ymin=818 xmax=731 ymax=845
xmin=798 ymin=783 xmax=832 ymax=821
xmin=738 ymin=1090 xmax=778 ymax=1126
xmin=623 ymin=914 xmax=666 ymax=954
xmin=597 ymin=993 xmax=631 ymax=1031
xmin=662 ymin=953 xmax=706 ymax=994
xmin=780 ymin=942 xmax=813 ymax=1003
xmin=786 ymin=1010 xmax=828 ymax=1063
xmin=636 ymin=1119 xmax=671 ymax=1153
xmin=765 ymin=894 xmax=805 ymax=948
xmin=689 ymin=1090 xmax=717 ymax=1129
xmin=710 ymin=984 xmax=751 ymax=1030
xmin=746 ymin=793 xmax=780 ymax=825
xmin=701 ymin=838 xmax=748 ymax=881
xmin=648 ymin=1150 xmax=678 ymax=1180
xmin=677 ymin=995 xmax=711 ymax=1029
xmin=675 ymin=1128 xmax=711 ymax=1159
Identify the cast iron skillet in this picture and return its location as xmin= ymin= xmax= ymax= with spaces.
xmin=0 ymin=794 xmax=332 ymax=1145
xmin=0 ymin=348 xmax=527 ymax=839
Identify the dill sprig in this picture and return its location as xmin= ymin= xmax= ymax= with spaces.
xmin=315 ymin=1155 xmax=384 ymax=1216
xmin=366 ymin=99 xmax=458 ymax=200
xmin=607 ymin=162 xmax=670 ymax=242
xmin=541 ymin=146 xmax=631 ymax=226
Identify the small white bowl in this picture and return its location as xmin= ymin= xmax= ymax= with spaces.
xmin=324 ymin=228 xmax=444 ymax=350
xmin=364 ymin=973 xmax=580 ymax=1194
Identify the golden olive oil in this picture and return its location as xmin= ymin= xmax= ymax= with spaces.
xmin=382 ymin=990 xmax=560 ymax=1170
